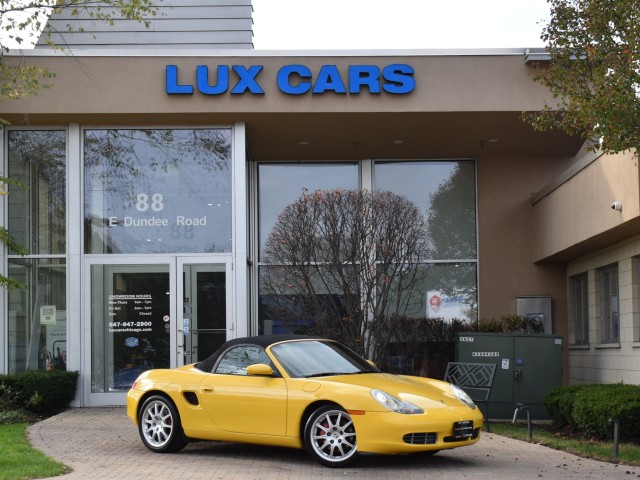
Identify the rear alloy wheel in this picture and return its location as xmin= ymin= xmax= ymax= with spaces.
xmin=138 ymin=395 xmax=187 ymax=453
xmin=304 ymin=405 xmax=357 ymax=467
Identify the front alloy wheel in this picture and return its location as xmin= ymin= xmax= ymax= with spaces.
xmin=304 ymin=406 xmax=357 ymax=467
xmin=138 ymin=395 xmax=187 ymax=453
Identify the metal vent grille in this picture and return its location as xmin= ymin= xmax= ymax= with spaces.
xmin=403 ymin=432 xmax=437 ymax=445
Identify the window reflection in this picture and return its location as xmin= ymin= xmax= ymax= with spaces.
xmin=84 ymin=129 xmax=232 ymax=254
xmin=8 ymin=130 xmax=66 ymax=255
xmin=215 ymin=345 xmax=271 ymax=375
xmin=376 ymin=161 xmax=476 ymax=260
xmin=258 ymin=163 xmax=359 ymax=259
xmin=256 ymin=160 xmax=479 ymax=368
xmin=7 ymin=130 xmax=67 ymax=373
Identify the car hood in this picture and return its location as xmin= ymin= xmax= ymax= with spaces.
xmin=307 ymin=372 xmax=466 ymax=409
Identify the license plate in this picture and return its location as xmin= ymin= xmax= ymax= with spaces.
xmin=452 ymin=420 xmax=474 ymax=439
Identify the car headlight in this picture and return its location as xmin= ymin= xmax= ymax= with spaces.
xmin=371 ymin=389 xmax=424 ymax=414
xmin=450 ymin=384 xmax=477 ymax=409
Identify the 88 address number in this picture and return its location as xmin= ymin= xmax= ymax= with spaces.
xmin=136 ymin=193 xmax=164 ymax=212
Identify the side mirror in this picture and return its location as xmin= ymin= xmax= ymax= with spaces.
xmin=246 ymin=363 xmax=274 ymax=376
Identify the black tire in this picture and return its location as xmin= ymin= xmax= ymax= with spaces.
xmin=138 ymin=395 xmax=187 ymax=453
xmin=303 ymin=405 xmax=357 ymax=467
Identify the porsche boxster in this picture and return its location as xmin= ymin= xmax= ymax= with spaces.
xmin=127 ymin=335 xmax=483 ymax=467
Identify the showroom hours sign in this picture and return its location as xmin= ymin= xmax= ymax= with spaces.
xmin=107 ymin=294 xmax=154 ymax=333
xmin=84 ymin=128 xmax=232 ymax=255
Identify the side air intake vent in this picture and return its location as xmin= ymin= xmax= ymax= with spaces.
xmin=183 ymin=391 xmax=199 ymax=406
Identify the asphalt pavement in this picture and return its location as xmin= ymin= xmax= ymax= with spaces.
xmin=27 ymin=408 xmax=640 ymax=480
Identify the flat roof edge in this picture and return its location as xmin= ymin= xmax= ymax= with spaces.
xmin=6 ymin=47 xmax=547 ymax=58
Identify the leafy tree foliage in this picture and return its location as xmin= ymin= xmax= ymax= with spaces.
xmin=0 ymin=0 xmax=157 ymax=288
xmin=527 ymin=0 xmax=640 ymax=153
xmin=261 ymin=189 xmax=429 ymax=362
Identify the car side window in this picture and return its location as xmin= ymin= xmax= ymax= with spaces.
xmin=214 ymin=345 xmax=271 ymax=376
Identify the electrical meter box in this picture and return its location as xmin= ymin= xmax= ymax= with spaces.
xmin=456 ymin=332 xmax=563 ymax=420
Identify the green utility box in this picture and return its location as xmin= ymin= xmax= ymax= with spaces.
xmin=455 ymin=332 xmax=563 ymax=420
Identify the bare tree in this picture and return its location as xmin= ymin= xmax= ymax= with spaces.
xmin=261 ymin=188 xmax=429 ymax=362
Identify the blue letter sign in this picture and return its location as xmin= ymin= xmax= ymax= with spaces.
xmin=166 ymin=64 xmax=415 ymax=96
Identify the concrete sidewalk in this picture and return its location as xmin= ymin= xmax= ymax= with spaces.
xmin=28 ymin=408 xmax=638 ymax=480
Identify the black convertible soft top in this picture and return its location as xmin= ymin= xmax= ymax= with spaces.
xmin=194 ymin=334 xmax=321 ymax=373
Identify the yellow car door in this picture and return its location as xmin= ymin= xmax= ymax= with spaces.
xmin=198 ymin=344 xmax=288 ymax=436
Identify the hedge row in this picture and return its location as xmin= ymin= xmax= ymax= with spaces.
xmin=0 ymin=370 xmax=79 ymax=415
xmin=543 ymin=383 xmax=640 ymax=440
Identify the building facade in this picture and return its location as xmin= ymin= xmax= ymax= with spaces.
xmin=0 ymin=1 xmax=638 ymax=407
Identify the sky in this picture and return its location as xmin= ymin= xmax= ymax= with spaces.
xmin=252 ymin=0 xmax=550 ymax=50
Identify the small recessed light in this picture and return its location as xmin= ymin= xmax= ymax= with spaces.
xmin=486 ymin=138 xmax=499 ymax=143
xmin=298 ymin=140 xmax=310 ymax=145
xmin=392 ymin=139 xmax=404 ymax=144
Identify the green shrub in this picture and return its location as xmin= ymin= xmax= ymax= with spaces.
xmin=0 ymin=370 xmax=79 ymax=414
xmin=544 ymin=383 xmax=640 ymax=440
xmin=543 ymin=384 xmax=589 ymax=428
xmin=572 ymin=384 xmax=640 ymax=440
xmin=478 ymin=314 xmax=545 ymax=334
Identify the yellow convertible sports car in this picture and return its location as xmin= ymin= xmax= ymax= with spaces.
xmin=127 ymin=335 xmax=483 ymax=467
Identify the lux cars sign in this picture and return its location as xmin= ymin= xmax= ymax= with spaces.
xmin=165 ymin=64 xmax=415 ymax=96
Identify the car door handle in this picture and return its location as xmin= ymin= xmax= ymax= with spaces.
xmin=200 ymin=385 xmax=215 ymax=393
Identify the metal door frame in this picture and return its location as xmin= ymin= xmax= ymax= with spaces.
xmin=82 ymin=255 xmax=231 ymax=406
xmin=176 ymin=257 xmax=232 ymax=367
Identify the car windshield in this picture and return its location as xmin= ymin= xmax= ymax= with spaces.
xmin=270 ymin=340 xmax=378 ymax=378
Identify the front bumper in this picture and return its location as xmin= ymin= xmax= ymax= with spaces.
xmin=353 ymin=406 xmax=483 ymax=454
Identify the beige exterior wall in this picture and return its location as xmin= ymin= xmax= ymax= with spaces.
xmin=566 ymin=240 xmax=640 ymax=385
xmin=532 ymin=151 xmax=640 ymax=262
xmin=1 ymin=52 xmax=558 ymax=117
xmin=532 ymin=150 xmax=640 ymax=385
xmin=477 ymin=153 xmax=574 ymax=327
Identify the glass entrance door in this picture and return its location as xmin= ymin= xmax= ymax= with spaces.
xmin=178 ymin=261 xmax=229 ymax=365
xmin=85 ymin=257 xmax=230 ymax=405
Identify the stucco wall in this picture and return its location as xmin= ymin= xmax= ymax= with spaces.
xmin=532 ymin=151 xmax=640 ymax=262
xmin=476 ymin=153 xmax=573 ymax=331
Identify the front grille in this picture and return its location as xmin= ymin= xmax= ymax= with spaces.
xmin=403 ymin=432 xmax=438 ymax=445
xmin=182 ymin=391 xmax=199 ymax=405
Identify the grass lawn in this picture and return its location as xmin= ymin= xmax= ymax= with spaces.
xmin=489 ymin=421 xmax=640 ymax=466
xmin=0 ymin=423 xmax=70 ymax=480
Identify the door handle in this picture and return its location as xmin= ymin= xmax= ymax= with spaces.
xmin=514 ymin=369 xmax=521 ymax=381
xmin=200 ymin=385 xmax=215 ymax=393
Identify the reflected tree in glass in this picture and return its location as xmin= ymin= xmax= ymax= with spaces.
xmin=425 ymin=164 xmax=478 ymax=311
xmin=261 ymin=188 xmax=429 ymax=362
xmin=84 ymin=128 xmax=232 ymax=254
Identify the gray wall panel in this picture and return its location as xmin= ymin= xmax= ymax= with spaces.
xmin=37 ymin=0 xmax=254 ymax=49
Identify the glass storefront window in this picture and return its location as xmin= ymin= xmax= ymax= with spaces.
xmin=84 ymin=128 xmax=232 ymax=254
xmin=259 ymin=265 xmax=350 ymax=336
xmin=256 ymin=160 xmax=478 ymax=371
xmin=257 ymin=163 xmax=359 ymax=259
xmin=7 ymin=259 xmax=67 ymax=372
xmin=8 ymin=130 xmax=66 ymax=255
xmin=375 ymin=161 xmax=477 ymax=260
xmin=7 ymin=130 xmax=67 ymax=373
xmin=400 ymin=263 xmax=478 ymax=322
